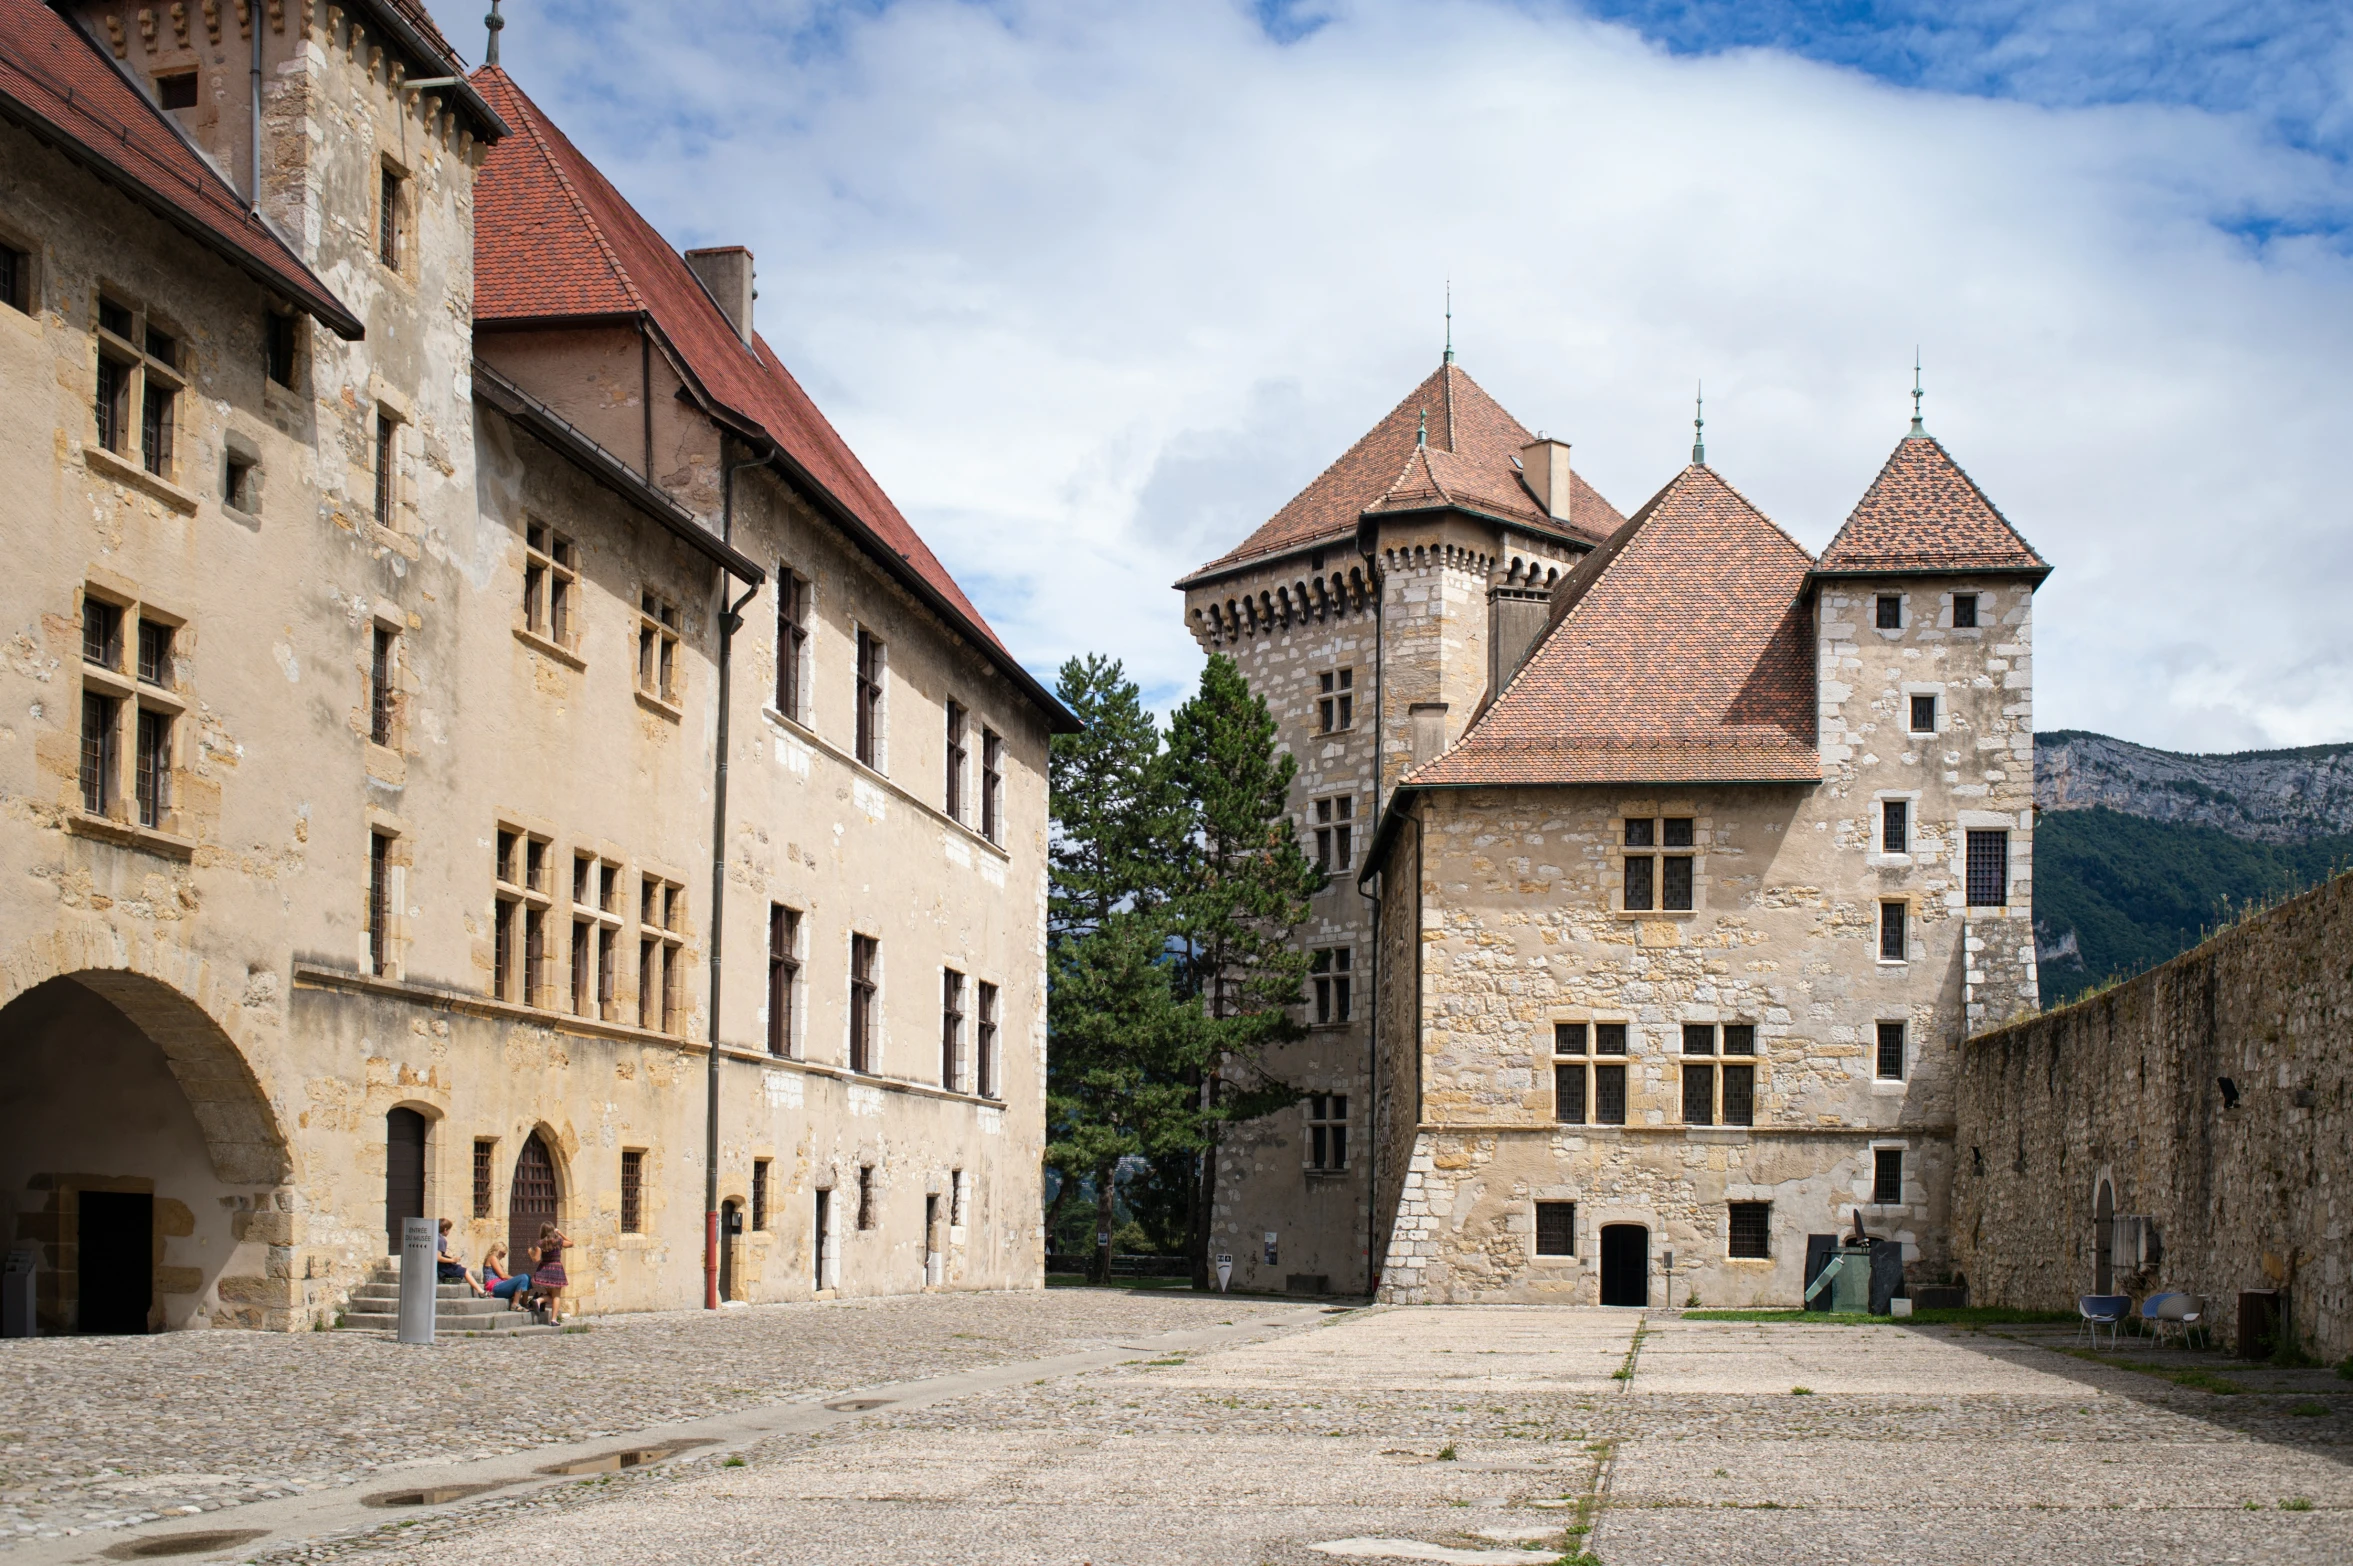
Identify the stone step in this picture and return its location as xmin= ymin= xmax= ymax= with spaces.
xmin=339 ymin=1305 xmax=548 ymax=1334
xmin=351 ymin=1281 xmax=484 ymax=1303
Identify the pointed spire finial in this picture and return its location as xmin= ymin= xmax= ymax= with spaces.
xmin=1909 ymin=348 xmax=1925 ymax=436
xmin=1417 ymin=406 xmax=1427 ymax=448
xmin=485 ymin=0 xmax=504 ymax=66
xmin=1443 ymin=279 xmax=1454 ymax=366
xmin=1691 ymin=380 xmax=1706 ymax=466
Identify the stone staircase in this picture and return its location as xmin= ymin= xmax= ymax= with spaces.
xmin=339 ymin=1266 xmax=555 ymax=1336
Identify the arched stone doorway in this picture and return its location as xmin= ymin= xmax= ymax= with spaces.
xmin=0 ymin=969 xmax=292 ymax=1332
xmin=2093 ymin=1178 xmax=2116 ymax=1295
xmin=384 ymin=1109 xmax=427 ymax=1257
xmin=509 ymin=1131 xmax=560 ymax=1273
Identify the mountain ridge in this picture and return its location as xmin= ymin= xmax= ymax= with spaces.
xmin=2036 ymin=729 xmax=2353 ymax=843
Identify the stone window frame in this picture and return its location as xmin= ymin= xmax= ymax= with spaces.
xmin=366 ymin=818 xmax=405 ymax=980
xmin=619 ymin=1148 xmax=646 ymax=1234
xmin=1726 ymin=1200 xmax=1772 ymax=1261
xmin=567 ymin=852 xmax=625 ymax=1021
xmin=1317 ymin=666 xmax=1355 ymax=733
xmin=1308 ymin=945 xmax=1354 ymax=1026
xmin=517 ymin=518 xmax=583 ymax=662
xmin=1678 ymin=1020 xmax=1761 ymax=1127
xmin=1872 ymin=1016 xmax=1909 ymax=1086
xmin=751 ymin=1157 xmax=772 ymax=1231
xmin=1901 ymin=681 xmax=1946 ymax=739
xmin=1551 ymin=1019 xmax=1590 ymax=1125
xmin=1868 ymin=1142 xmax=1909 ymax=1208
xmin=1873 ymin=592 xmax=1907 ymax=636
xmin=1613 ymin=811 xmax=1703 ymax=918
xmin=1532 ymin=1199 xmax=1577 ymax=1259
xmin=1945 ymin=590 xmax=1984 ymax=632
xmin=639 ymin=870 xmax=689 ymax=1035
xmin=367 ymin=614 xmax=404 ymax=752
xmin=69 ymin=580 xmax=192 ymax=856
xmin=376 ymin=151 xmax=415 ymax=280
xmin=1877 ymin=897 xmax=1912 ymax=966
xmin=1310 ymin=792 xmax=1357 ymax=876
xmin=87 ymin=285 xmax=194 ymax=505
xmin=1303 ymin=1091 xmax=1350 ymax=1173
xmin=637 ymin=589 xmax=684 ymax=718
xmin=1868 ymin=788 xmax=1921 ymax=868
xmin=0 ymin=217 xmax=39 ymax=317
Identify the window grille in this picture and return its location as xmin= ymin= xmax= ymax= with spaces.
xmin=849 ymin=935 xmax=878 ymax=1073
xmin=1909 ymin=693 xmax=1937 ymax=733
xmin=1882 ymin=798 xmax=1908 ymax=854
xmin=1594 ymin=1023 xmax=1627 ymax=1055
xmin=1623 ymin=852 xmax=1653 ymax=912
xmin=368 ymin=831 xmax=392 ymax=976
xmin=1310 ymin=946 xmax=1353 ymax=1024
xmin=1305 ymin=1093 xmax=1349 ymax=1170
xmin=768 ymin=905 xmax=800 ymax=1057
xmin=1876 ymin=595 xmax=1901 ymax=630
xmin=1682 ymin=1023 xmax=1714 ymax=1055
xmin=370 ymin=626 xmax=396 ymax=745
xmin=1880 ymin=901 xmax=1907 ymax=961
xmin=134 ymin=708 xmax=170 ymax=828
xmin=752 ymin=1159 xmax=770 ymax=1231
xmin=1722 ymin=1024 xmax=1755 ymax=1055
xmin=1682 ymin=1062 xmax=1715 ymax=1125
xmin=1952 ymin=593 xmax=1978 ymax=628
xmin=1873 ymin=1148 xmax=1904 ymax=1205
xmin=1722 ymin=1062 xmax=1755 ymax=1126
xmin=1965 ymin=830 xmax=2009 ymax=907
xmin=1535 ymin=1201 xmax=1576 ymax=1257
xmin=374 ymin=414 xmax=395 ymax=523
xmin=379 ymin=167 xmax=402 ymax=267
xmin=1554 ymin=1022 xmax=1588 ymax=1055
xmin=1554 ymin=1061 xmax=1586 ymax=1124
xmin=472 ymin=1139 xmax=494 ymax=1219
xmin=620 ymin=1150 xmax=644 ymax=1233
xmin=1594 ymin=1062 xmax=1627 ymax=1125
xmin=137 ymin=620 xmax=171 ymax=686
xmin=1876 ymin=1021 xmax=1906 ymax=1081
xmin=1728 ymin=1201 xmax=1770 ymax=1259
xmin=84 ymin=599 xmax=123 ymax=669
xmin=80 ymin=691 xmax=117 ymax=814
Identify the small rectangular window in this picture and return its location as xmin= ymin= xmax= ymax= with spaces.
xmin=570 ymin=917 xmax=594 ymax=1015
xmin=1966 ymin=830 xmax=2009 ymax=907
xmin=1313 ymin=795 xmax=1356 ymax=874
xmin=373 ymin=414 xmax=396 ymax=524
xmin=853 ymin=629 xmax=885 ymax=766
xmin=1681 ymin=1023 xmax=1714 ymax=1055
xmin=1310 ymin=946 xmax=1353 ymax=1024
xmin=768 ymin=905 xmax=800 ymax=1058
xmin=1876 ymin=1021 xmax=1906 ymax=1081
xmin=472 ymin=1139 xmax=495 ymax=1220
xmin=495 ymin=901 xmax=519 ymax=1003
xmin=945 ymin=700 xmax=967 ymax=820
xmin=981 ymin=729 xmax=1003 ymax=844
xmin=1305 ymin=1093 xmax=1349 ymax=1170
xmin=1880 ymin=901 xmax=1907 ymax=962
xmin=1623 ymin=853 xmax=1654 ymax=912
xmin=379 ymin=166 xmax=403 ymax=269
xmin=752 ymin=1159 xmax=770 ymax=1231
xmin=941 ymin=968 xmax=966 ymax=1090
xmin=775 ymin=569 xmax=808 ymax=720
xmin=1722 ymin=1024 xmax=1755 ymax=1056
xmin=620 ymin=1149 xmax=645 ymax=1233
xmin=224 ymin=448 xmax=256 ymax=511
xmin=134 ymin=707 xmax=172 ymax=827
xmin=638 ymin=592 xmax=680 ymax=703
xmin=265 ymin=311 xmax=298 ymax=387
xmin=84 ymin=599 xmax=123 ymax=669
xmin=1909 ymin=693 xmax=1937 ymax=734
xmin=1624 ymin=817 xmax=1655 ymax=848
xmin=637 ymin=936 xmax=656 ymax=1028
xmin=1553 ymin=1021 xmax=1588 ymax=1056
xmin=849 ymin=934 xmax=878 ymax=1073
xmin=1553 ymin=1061 xmax=1586 ymax=1124
xmin=370 ymin=626 xmax=397 ymax=746
xmin=0 ymin=243 xmax=26 ymax=314
xmin=94 ymin=351 xmax=130 ymax=453
xmin=1681 ymin=1062 xmax=1714 ymax=1125
xmin=1594 ymin=1062 xmax=1627 ymax=1125
xmin=368 ymin=831 xmax=392 ymax=975
xmin=79 ymin=690 xmax=118 ymax=814
xmin=156 ymin=69 xmax=198 ymax=110
xmin=1534 ymin=1201 xmax=1576 ymax=1257
xmin=1728 ymin=1201 xmax=1770 ymax=1259
xmin=1876 ymin=594 xmax=1901 ymax=630
xmin=141 ymin=379 xmax=174 ymax=476
xmin=98 ymin=296 xmax=133 ymax=340
xmin=1318 ymin=668 xmax=1354 ymax=732
xmin=1952 ymin=593 xmax=1978 ymax=629
xmin=1873 ymin=1148 xmax=1904 ymax=1205
xmin=1722 ymin=1062 xmax=1755 ymax=1126
xmin=523 ymin=906 xmax=547 ymax=1009
xmin=976 ymin=980 xmax=1000 ymax=1099
xmin=1662 ymin=817 xmax=1693 ymax=848
xmin=1662 ymin=855 xmax=1694 ymax=910
xmin=1594 ymin=1022 xmax=1627 ymax=1055
xmin=1882 ymin=798 xmax=1908 ymax=855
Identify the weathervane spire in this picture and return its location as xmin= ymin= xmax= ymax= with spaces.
xmin=485 ymin=0 xmax=504 ymax=66
xmin=1691 ymin=381 xmax=1705 ymax=466
xmin=1910 ymin=349 xmax=1925 ymax=435
xmin=1443 ymin=279 xmax=1454 ymax=366
xmin=1417 ymin=406 xmax=1427 ymax=448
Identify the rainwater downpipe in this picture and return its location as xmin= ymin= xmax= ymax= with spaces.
xmin=704 ymin=438 xmax=769 ymax=1309
xmin=1355 ymin=526 xmax=1385 ymax=1295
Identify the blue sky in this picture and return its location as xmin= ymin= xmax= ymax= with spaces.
xmin=436 ymin=1 xmax=2353 ymax=751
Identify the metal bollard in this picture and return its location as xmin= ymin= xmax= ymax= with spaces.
xmin=397 ymin=1217 xmax=437 ymax=1345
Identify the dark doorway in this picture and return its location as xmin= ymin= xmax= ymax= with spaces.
xmin=924 ymin=1193 xmax=941 ymax=1287
xmin=814 ymin=1188 xmax=831 ymax=1291
xmin=78 ymin=1191 xmax=154 ymax=1334
xmin=2093 ymin=1179 xmax=2116 ymax=1295
xmin=720 ymin=1199 xmax=743 ymax=1302
xmin=509 ymin=1131 xmax=558 ymax=1270
xmin=384 ymin=1107 xmax=426 ymax=1256
xmin=1599 ymin=1223 xmax=1649 ymax=1307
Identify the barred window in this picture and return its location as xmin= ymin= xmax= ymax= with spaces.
xmin=1682 ymin=1023 xmax=1715 ymax=1055
xmin=472 ymin=1138 xmax=494 ymax=1219
xmin=1909 ymin=693 xmax=1937 ymax=733
xmin=1554 ymin=1022 xmax=1588 ymax=1056
xmin=1681 ymin=1062 xmax=1714 ymax=1125
xmin=751 ymin=1158 xmax=770 ymax=1232
xmin=1594 ymin=1062 xmax=1627 ymax=1125
xmin=1880 ymin=901 xmax=1907 ymax=962
xmin=1594 ymin=1023 xmax=1627 ymax=1055
xmin=1535 ymin=1201 xmax=1576 ymax=1257
xmin=1875 ymin=594 xmax=1901 ymax=630
xmin=368 ymin=831 xmax=392 ymax=977
xmin=1966 ymin=830 xmax=2009 ymax=907
xmin=1722 ymin=1062 xmax=1755 ymax=1126
xmin=1876 ymin=1021 xmax=1906 ymax=1081
xmin=1722 ymin=1024 xmax=1755 ymax=1056
xmin=1882 ymin=798 xmax=1908 ymax=854
xmin=1728 ymin=1201 xmax=1770 ymax=1259
xmin=1554 ymin=1061 xmax=1586 ymax=1124
xmin=1873 ymin=1148 xmax=1904 ymax=1205
xmin=1952 ymin=593 xmax=1979 ymax=628
xmin=620 ymin=1149 xmax=644 ymax=1233
xmin=374 ymin=413 xmax=396 ymax=524
xmin=1623 ymin=853 xmax=1654 ymax=912
xmin=370 ymin=626 xmax=397 ymax=746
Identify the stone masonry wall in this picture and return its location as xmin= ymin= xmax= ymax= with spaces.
xmin=1955 ymin=870 xmax=2353 ymax=1360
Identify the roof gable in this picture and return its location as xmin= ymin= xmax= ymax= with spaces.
xmin=1409 ymin=464 xmax=1820 ymax=787
xmin=1183 ymin=361 xmax=1625 ymax=582
xmin=1818 ymin=433 xmax=2049 ymax=577
xmin=0 ymin=0 xmax=361 ymax=337
xmin=470 ymin=68 xmax=1020 ymax=671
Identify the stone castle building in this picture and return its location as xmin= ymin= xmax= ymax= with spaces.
xmin=1181 ymin=355 xmax=2047 ymax=1305
xmin=1 ymin=0 xmax=1067 ymax=1333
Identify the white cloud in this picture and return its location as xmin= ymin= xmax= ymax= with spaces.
xmin=443 ymin=0 xmax=2353 ymax=749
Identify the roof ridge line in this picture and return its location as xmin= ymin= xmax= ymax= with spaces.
xmin=1688 ymin=463 xmax=1818 ymax=564
xmin=483 ymin=69 xmax=646 ymax=318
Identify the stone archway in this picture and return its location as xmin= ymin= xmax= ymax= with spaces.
xmin=0 ymin=942 xmax=297 ymax=1331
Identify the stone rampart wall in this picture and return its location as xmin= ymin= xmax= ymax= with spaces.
xmin=1955 ymin=871 xmax=2353 ymax=1359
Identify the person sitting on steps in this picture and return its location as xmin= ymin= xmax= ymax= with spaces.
xmin=436 ymin=1218 xmax=486 ymax=1296
xmin=479 ymin=1242 xmax=532 ymax=1309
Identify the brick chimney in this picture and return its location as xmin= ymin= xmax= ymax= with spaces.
xmin=684 ymin=246 xmax=755 ymax=344
xmin=1519 ymin=437 xmax=1573 ymax=523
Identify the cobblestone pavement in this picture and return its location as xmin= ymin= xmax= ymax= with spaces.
xmin=0 ymin=1286 xmax=1298 ymax=1548
xmin=276 ymin=1308 xmax=2353 ymax=1566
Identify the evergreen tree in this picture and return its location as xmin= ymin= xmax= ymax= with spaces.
xmin=1164 ymin=653 xmax=1321 ymax=1286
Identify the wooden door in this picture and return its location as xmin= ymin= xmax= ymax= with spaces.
xmin=509 ymin=1131 xmax=558 ymax=1269
xmin=384 ymin=1108 xmax=426 ymax=1256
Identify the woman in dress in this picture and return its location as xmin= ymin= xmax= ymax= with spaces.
xmin=528 ymin=1222 xmax=570 ymax=1323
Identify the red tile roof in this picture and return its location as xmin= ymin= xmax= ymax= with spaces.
xmin=0 ymin=0 xmax=361 ymax=337
xmin=470 ymin=67 xmax=1030 ymax=684
xmin=1817 ymin=433 xmax=2050 ymax=578
xmin=1407 ymin=464 xmax=1820 ymax=787
xmin=1180 ymin=362 xmax=1624 ymax=584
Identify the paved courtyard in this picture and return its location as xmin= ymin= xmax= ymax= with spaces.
xmin=4 ymin=1294 xmax=2350 ymax=1564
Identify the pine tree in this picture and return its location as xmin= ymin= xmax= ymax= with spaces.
xmin=1165 ymin=653 xmax=1321 ymax=1286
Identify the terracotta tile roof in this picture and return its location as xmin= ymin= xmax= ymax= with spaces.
xmin=0 ymin=0 xmax=361 ymax=337
xmin=1180 ymin=362 xmax=1624 ymax=584
xmin=1816 ymin=433 xmax=2050 ymax=578
xmin=470 ymin=68 xmax=1031 ymax=685
xmin=1407 ymin=464 xmax=1820 ymax=787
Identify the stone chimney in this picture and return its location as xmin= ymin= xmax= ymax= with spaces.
xmin=684 ymin=246 xmax=755 ymax=344
xmin=1519 ymin=437 xmax=1573 ymax=523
